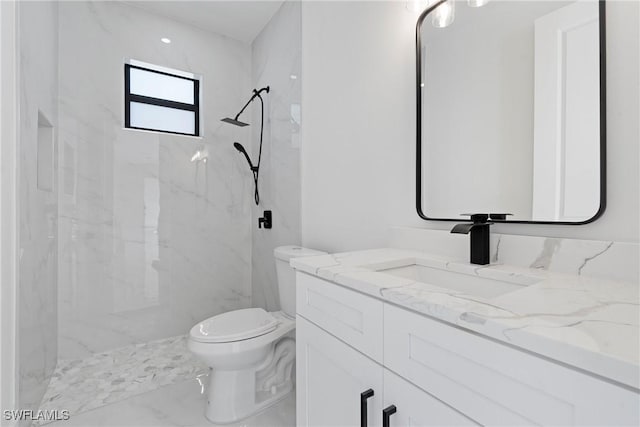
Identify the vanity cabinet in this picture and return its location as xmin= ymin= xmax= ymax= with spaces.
xmin=296 ymin=272 xmax=640 ymax=427
xmin=296 ymin=273 xmax=478 ymax=427
xmin=296 ymin=316 xmax=473 ymax=427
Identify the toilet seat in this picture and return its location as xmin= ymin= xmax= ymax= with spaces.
xmin=190 ymin=308 xmax=279 ymax=343
xmin=188 ymin=311 xmax=295 ymax=364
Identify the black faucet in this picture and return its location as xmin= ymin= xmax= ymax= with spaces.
xmin=451 ymin=214 xmax=492 ymax=265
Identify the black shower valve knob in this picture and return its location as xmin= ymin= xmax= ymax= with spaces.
xmin=258 ymin=210 xmax=272 ymax=229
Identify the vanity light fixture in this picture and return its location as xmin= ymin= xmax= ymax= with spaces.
xmin=161 ymin=37 xmax=171 ymax=44
xmin=432 ymin=0 xmax=455 ymax=28
xmin=467 ymin=0 xmax=489 ymax=7
xmin=412 ymin=0 xmax=488 ymax=29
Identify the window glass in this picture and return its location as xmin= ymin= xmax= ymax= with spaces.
xmin=124 ymin=62 xmax=200 ymax=136
xmin=129 ymin=102 xmax=196 ymax=135
xmin=129 ymin=67 xmax=195 ymax=104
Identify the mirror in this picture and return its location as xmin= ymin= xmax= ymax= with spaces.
xmin=417 ymin=0 xmax=605 ymax=224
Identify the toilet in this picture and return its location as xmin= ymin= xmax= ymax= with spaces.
xmin=188 ymin=245 xmax=326 ymax=424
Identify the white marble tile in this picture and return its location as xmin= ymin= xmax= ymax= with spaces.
xmin=44 ymin=376 xmax=295 ymax=427
xmin=292 ymin=247 xmax=640 ymax=389
xmin=57 ymin=1 xmax=253 ymax=360
xmin=37 ymin=335 xmax=207 ymax=425
xmin=18 ymin=0 xmax=60 ymax=414
xmin=250 ymin=1 xmax=303 ymax=312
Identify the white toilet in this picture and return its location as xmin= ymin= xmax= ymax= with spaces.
xmin=188 ymin=245 xmax=326 ymax=424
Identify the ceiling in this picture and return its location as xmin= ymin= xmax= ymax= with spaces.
xmin=125 ymin=1 xmax=285 ymax=44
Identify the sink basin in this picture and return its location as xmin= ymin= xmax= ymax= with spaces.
xmin=378 ymin=264 xmax=540 ymax=299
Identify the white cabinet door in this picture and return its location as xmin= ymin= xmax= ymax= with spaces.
xmin=297 ymin=316 xmax=383 ymax=427
xmin=383 ymin=370 xmax=479 ymax=427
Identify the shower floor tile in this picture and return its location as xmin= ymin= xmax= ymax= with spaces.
xmin=37 ymin=335 xmax=207 ymax=425
xmin=44 ymin=376 xmax=295 ymax=427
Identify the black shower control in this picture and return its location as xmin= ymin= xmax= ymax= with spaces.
xmin=258 ymin=210 xmax=272 ymax=229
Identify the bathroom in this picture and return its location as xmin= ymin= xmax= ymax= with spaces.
xmin=0 ymin=0 xmax=637 ymax=426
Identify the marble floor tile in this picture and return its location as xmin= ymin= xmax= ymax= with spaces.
xmin=45 ymin=377 xmax=295 ymax=427
xmin=37 ymin=335 xmax=207 ymax=425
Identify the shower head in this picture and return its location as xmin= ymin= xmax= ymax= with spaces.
xmin=222 ymin=117 xmax=250 ymax=127
xmin=233 ymin=142 xmax=256 ymax=171
xmin=221 ymin=87 xmax=269 ymax=128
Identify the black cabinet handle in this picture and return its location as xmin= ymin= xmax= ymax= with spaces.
xmin=383 ymin=405 xmax=397 ymax=427
xmin=360 ymin=389 xmax=374 ymax=427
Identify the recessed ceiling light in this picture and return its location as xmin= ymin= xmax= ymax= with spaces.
xmin=290 ymin=74 xmax=298 ymax=80
xmin=161 ymin=38 xmax=171 ymax=44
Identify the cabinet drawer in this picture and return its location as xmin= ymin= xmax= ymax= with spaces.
xmin=383 ymin=369 xmax=479 ymax=427
xmin=384 ymin=304 xmax=639 ymax=426
xmin=296 ymin=272 xmax=383 ymax=362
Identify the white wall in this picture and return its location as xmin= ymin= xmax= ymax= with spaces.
xmin=251 ymin=1 xmax=302 ymax=311
xmin=301 ymin=1 xmax=421 ymax=252
xmin=57 ymin=1 xmax=253 ymax=360
xmin=301 ymin=0 xmax=639 ymax=253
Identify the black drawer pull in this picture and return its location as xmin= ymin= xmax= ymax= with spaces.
xmin=360 ymin=389 xmax=374 ymax=427
xmin=383 ymin=405 xmax=397 ymax=427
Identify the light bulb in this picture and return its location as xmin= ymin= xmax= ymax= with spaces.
xmin=432 ymin=0 xmax=455 ymax=28
xmin=161 ymin=37 xmax=171 ymax=44
xmin=468 ymin=0 xmax=489 ymax=7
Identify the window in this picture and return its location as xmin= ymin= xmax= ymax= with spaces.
xmin=124 ymin=61 xmax=200 ymax=136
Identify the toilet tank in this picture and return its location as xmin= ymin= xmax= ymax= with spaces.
xmin=274 ymin=246 xmax=326 ymax=317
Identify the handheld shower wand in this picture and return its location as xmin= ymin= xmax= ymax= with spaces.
xmin=233 ymin=142 xmax=257 ymax=171
xmin=222 ymin=86 xmax=269 ymax=205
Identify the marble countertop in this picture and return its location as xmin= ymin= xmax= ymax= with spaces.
xmin=291 ymin=248 xmax=640 ymax=390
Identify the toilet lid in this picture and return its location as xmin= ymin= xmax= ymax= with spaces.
xmin=190 ymin=308 xmax=279 ymax=343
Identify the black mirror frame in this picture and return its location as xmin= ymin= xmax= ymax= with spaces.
xmin=415 ymin=0 xmax=607 ymax=225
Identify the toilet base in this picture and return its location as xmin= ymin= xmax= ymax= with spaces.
xmin=204 ymin=336 xmax=296 ymax=424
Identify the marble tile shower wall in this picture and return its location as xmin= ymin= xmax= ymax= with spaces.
xmin=250 ymin=1 xmax=302 ymax=311
xmin=18 ymin=0 xmax=59 ymax=414
xmin=57 ymin=1 xmax=253 ymax=360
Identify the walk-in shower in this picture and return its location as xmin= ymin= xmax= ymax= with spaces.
xmin=8 ymin=0 xmax=302 ymax=423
